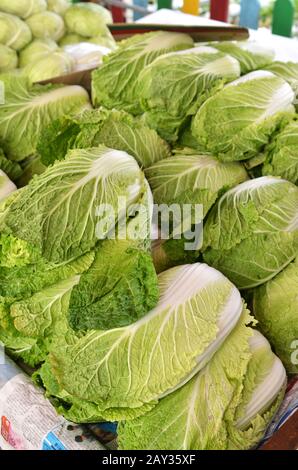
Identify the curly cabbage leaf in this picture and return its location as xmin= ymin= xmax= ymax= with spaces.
xmin=37 ymin=107 xmax=171 ymax=168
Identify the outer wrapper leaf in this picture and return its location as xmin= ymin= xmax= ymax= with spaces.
xmin=0 ymin=76 xmax=91 ymax=161
xmin=91 ymin=31 xmax=194 ymax=114
xmin=192 ymin=72 xmax=295 ymax=162
xmin=137 ymin=47 xmax=240 ymax=142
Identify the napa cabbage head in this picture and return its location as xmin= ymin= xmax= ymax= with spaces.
xmin=253 ymin=258 xmax=298 ymax=374
xmin=192 ymin=71 xmax=295 ymax=162
xmin=203 ymin=176 xmax=298 ymax=289
xmin=118 ymin=324 xmax=285 ymax=450
xmin=38 ymin=263 xmax=244 ymax=422
xmin=0 ymin=184 xmax=158 ymax=365
xmin=47 ymin=0 xmax=70 ymax=16
xmin=0 ymin=75 xmax=91 ymax=161
xmin=0 ymin=12 xmax=32 ymax=50
xmin=0 ymin=146 xmax=145 ymax=264
xmin=0 ymin=0 xmax=46 ymax=19
xmin=19 ymin=39 xmax=59 ymax=68
xmin=37 ymin=107 xmax=171 ymax=168
xmin=22 ymin=51 xmax=75 ymax=83
xmin=64 ymin=2 xmax=112 ymax=37
xmin=264 ymin=61 xmax=298 ymax=92
xmin=26 ymin=11 xmax=65 ymax=41
xmin=146 ymin=150 xmax=249 ymax=271
xmin=0 ymin=45 xmax=18 ymax=72
xmin=91 ymin=31 xmax=194 ymax=114
xmin=212 ymin=41 xmax=274 ymax=74
xmin=67 ymin=181 xmax=159 ymax=331
xmin=59 ymin=33 xmax=116 ymax=50
xmin=59 ymin=33 xmax=84 ymax=46
xmin=146 ymin=151 xmax=249 ymax=218
xmin=137 ymin=46 xmax=240 ymax=141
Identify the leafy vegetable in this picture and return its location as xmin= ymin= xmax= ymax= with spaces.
xmin=212 ymin=41 xmax=274 ymax=74
xmin=261 ymin=119 xmax=298 ymax=185
xmin=118 ymin=323 xmax=285 ymax=450
xmin=0 ymin=252 xmax=95 ymax=366
xmin=22 ymin=51 xmax=75 ymax=83
xmin=64 ymin=3 xmax=112 ymax=38
xmin=47 ymin=0 xmax=70 ymax=16
xmin=203 ymin=176 xmax=298 ymax=289
xmin=91 ymin=31 xmax=194 ymax=114
xmin=137 ymin=46 xmax=240 ymax=142
xmin=42 ymin=263 xmax=243 ymax=421
xmin=0 ymin=251 xmax=95 ymax=301
xmin=19 ymin=39 xmax=59 ymax=68
xmin=0 ymin=12 xmax=32 ymax=50
xmin=263 ymin=61 xmax=298 ymax=92
xmin=37 ymin=107 xmax=171 ymax=168
xmin=68 ymin=240 xmax=159 ymax=331
xmin=232 ymin=330 xmax=286 ymax=437
xmin=192 ymin=71 xmax=295 ymax=161
xmin=59 ymin=33 xmax=84 ymax=46
xmin=0 ymin=75 xmax=91 ymax=161
xmin=26 ymin=11 xmax=65 ymax=41
xmin=253 ymin=258 xmax=298 ymax=374
xmin=0 ymin=149 xmax=22 ymax=181
xmin=0 ymin=146 xmax=145 ymax=264
xmin=146 ymin=151 xmax=248 ymax=271
xmin=146 ymin=151 xmax=249 ymax=217
xmin=0 ymin=159 xmax=156 ymax=364
xmin=0 ymin=0 xmax=46 ymax=19
xmin=0 ymin=45 xmax=18 ymax=72
xmin=16 ymin=155 xmax=46 ymax=187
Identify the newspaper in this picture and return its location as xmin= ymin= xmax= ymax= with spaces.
xmin=0 ymin=355 xmax=105 ymax=451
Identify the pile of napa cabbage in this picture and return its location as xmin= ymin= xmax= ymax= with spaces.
xmin=0 ymin=1 xmax=115 ymax=80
